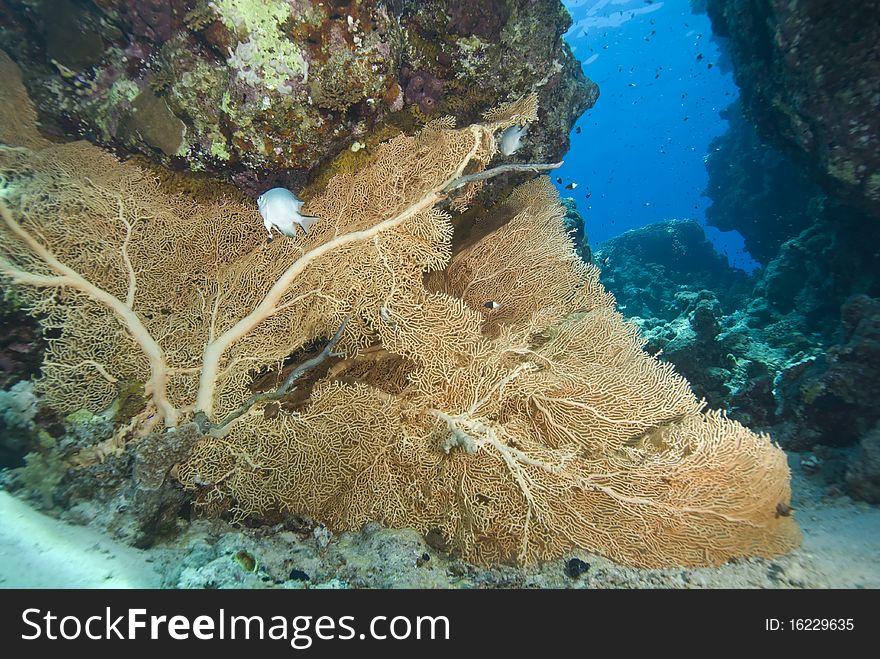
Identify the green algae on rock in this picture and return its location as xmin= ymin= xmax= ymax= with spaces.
xmin=0 ymin=0 xmax=596 ymax=196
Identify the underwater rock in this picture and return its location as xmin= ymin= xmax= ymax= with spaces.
xmin=122 ymin=423 xmax=206 ymax=547
xmin=59 ymin=452 xmax=190 ymax=549
xmin=0 ymin=381 xmax=39 ymax=468
xmin=595 ymin=219 xmax=751 ymax=322
xmin=749 ymin=199 xmax=880 ymax=331
xmin=775 ymin=295 xmax=880 ymax=450
xmin=42 ymin=0 xmax=106 ymax=72
xmin=119 ymin=0 xmax=175 ymax=43
xmin=562 ymin=196 xmax=591 ymax=264
xmin=0 ymin=300 xmax=43 ymax=391
xmin=0 ymin=0 xmax=594 ymax=195
xmin=5 ymin=409 xmax=113 ymax=511
xmin=170 ymin=521 xmax=457 ymax=589
xmin=750 ymin=213 xmax=849 ymax=326
xmin=597 ymin=212 xmax=880 ymax=451
xmin=134 ymin=422 xmax=204 ymax=490
xmin=446 ymin=0 xmax=509 ymax=40
xmin=846 ymin=423 xmax=880 ymax=503
xmin=120 ymin=86 xmax=186 ymax=157
xmin=3 ymin=411 xmax=197 ymax=548
xmin=704 ymin=0 xmax=880 ymax=218
xmin=564 ymin=557 xmax=590 ymax=579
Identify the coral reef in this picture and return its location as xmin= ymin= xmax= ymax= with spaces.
xmin=0 ymin=299 xmax=43 ymax=390
xmin=0 ymin=55 xmax=798 ymax=568
xmin=401 ymin=66 xmax=444 ymax=115
xmin=0 ymin=0 xmax=595 ymax=197
xmin=692 ymin=4 xmax=880 ymax=504
xmin=446 ymin=0 xmax=509 ymax=40
xmin=595 ymin=221 xmax=759 ymax=412
xmin=561 ymin=197 xmax=591 ymax=264
xmin=119 ymin=0 xmax=174 ymax=42
xmin=593 ymin=213 xmax=880 ymax=504
xmin=747 ymin=206 xmax=874 ymax=330
xmin=0 ymin=380 xmax=39 ymax=466
xmin=390 ymin=0 xmax=596 ymax=164
xmin=775 ymin=295 xmax=880 ymax=450
xmin=703 ymin=0 xmax=880 ymax=218
xmin=596 ymin=220 xmax=752 ymax=322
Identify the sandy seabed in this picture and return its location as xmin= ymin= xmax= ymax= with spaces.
xmin=1 ymin=468 xmax=877 ymax=589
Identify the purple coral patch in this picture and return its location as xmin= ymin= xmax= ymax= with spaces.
xmin=121 ymin=0 xmax=173 ymax=43
xmin=402 ymin=67 xmax=444 ymax=114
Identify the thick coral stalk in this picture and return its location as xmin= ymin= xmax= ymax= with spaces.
xmin=0 ymin=201 xmax=177 ymax=427
xmin=194 ymin=124 xmax=559 ymax=418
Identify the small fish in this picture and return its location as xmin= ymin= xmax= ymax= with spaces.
xmin=775 ymin=502 xmax=794 ymax=518
xmin=379 ymin=306 xmax=397 ymax=329
xmin=575 ymin=126 xmax=582 ymax=134
xmin=556 ymin=177 xmax=563 ymax=184
xmin=499 ymin=123 xmax=528 ymax=156
xmin=601 ymin=256 xmax=610 ymax=266
xmin=484 ymin=301 xmax=502 ymax=311
xmin=584 ymin=191 xmax=592 ymax=199
xmin=565 ymin=182 xmax=578 ymax=190
xmin=257 ymin=187 xmax=321 ymax=240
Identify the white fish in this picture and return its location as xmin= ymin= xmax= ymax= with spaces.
xmin=257 ymin=187 xmax=321 ymax=239
xmin=499 ymin=123 xmax=529 ymax=156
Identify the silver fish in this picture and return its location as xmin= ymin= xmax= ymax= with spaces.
xmin=257 ymin=187 xmax=321 ymax=239
xmin=499 ymin=124 xmax=529 ymax=156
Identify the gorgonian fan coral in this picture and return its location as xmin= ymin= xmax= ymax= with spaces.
xmin=0 ymin=52 xmax=799 ymax=567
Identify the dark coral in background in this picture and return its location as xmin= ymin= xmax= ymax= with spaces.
xmin=705 ymin=0 xmax=880 ymax=218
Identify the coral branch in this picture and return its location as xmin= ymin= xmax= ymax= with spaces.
xmin=195 ymin=318 xmax=348 ymax=433
xmin=0 ymin=201 xmax=177 ymax=427
xmin=117 ymin=197 xmax=137 ymax=308
xmin=194 ymin=126 xmax=556 ymax=418
xmin=442 ymin=161 xmax=562 ymax=192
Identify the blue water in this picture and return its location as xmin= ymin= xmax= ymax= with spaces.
xmin=558 ymin=0 xmax=758 ymax=271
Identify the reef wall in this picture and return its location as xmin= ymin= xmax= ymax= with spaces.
xmin=0 ymin=0 xmax=595 ymax=197
xmin=702 ymin=101 xmax=821 ymax=265
xmin=704 ymin=0 xmax=880 ymax=219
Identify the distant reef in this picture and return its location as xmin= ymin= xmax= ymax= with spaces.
xmin=672 ymin=2 xmax=880 ymax=502
xmin=702 ymin=100 xmax=821 ymax=265
xmin=590 ymin=214 xmax=880 ymax=504
xmin=0 ymin=0 xmax=595 ymax=197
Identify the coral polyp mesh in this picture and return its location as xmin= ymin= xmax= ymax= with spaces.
xmin=0 ymin=51 xmax=800 ymax=567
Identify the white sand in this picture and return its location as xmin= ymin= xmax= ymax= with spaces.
xmin=0 ymin=484 xmax=877 ymax=588
xmin=796 ymin=501 xmax=880 ymax=588
xmin=0 ymin=491 xmax=160 ymax=588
